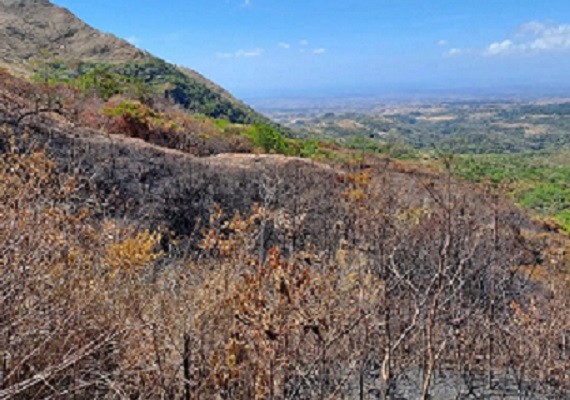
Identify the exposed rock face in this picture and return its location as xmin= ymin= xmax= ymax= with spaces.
xmin=0 ymin=0 xmax=144 ymax=69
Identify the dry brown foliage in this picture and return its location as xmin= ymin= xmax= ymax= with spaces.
xmin=0 ymin=67 xmax=568 ymax=398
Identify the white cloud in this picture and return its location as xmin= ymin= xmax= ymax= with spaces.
xmin=217 ymin=48 xmax=264 ymax=58
xmin=484 ymin=39 xmax=515 ymax=56
xmin=481 ymin=21 xmax=570 ymax=56
xmin=126 ymin=36 xmax=139 ymax=45
xmin=242 ymin=0 xmax=251 ymax=6
xmin=445 ymin=48 xmax=465 ymax=57
xmin=445 ymin=21 xmax=570 ymax=58
xmin=313 ymin=48 xmax=326 ymax=54
xmin=517 ymin=21 xmax=548 ymax=35
xmin=236 ymin=48 xmax=263 ymax=57
xmin=300 ymin=39 xmax=309 ymax=46
xmin=438 ymin=39 xmax=448 ymax=46
xmin=278 ymin=42 xmax=291 ymax=49
xmin=526 ymin=23 xmax=570 ymax=51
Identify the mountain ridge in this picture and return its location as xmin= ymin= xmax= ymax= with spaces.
xmin=0 ymin=0 xmax=270 ymax=124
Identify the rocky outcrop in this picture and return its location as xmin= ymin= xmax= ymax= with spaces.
xmin=0 ymin=0 xmax=144 ymax=68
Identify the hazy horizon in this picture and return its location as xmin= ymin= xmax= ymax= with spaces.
xmin=52 ymin=0 xmax=570 ymax=100
xmin=243 ymin=84 xmax=570 ymax=103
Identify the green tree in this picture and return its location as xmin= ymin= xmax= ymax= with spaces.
xmin=248 ymin=124 xmax=288 ymax=154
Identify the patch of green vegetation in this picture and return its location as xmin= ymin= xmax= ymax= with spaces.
xmin=76 ymin=66 xmax=151 ymax=101
xmin=509 ymin=103 xmax=570 ymax=116
xmin=298 ymin=139 xmax=319 ymax=158
xmin=214 ymin=118 xmax=232 ymax=130
xmin=113 ymin=58 xmax=260 ymax=123
xmin=454 ymin=151 xmax=570 ymax=232
xmin=295 ymin=102 xmax=570 ymax=155
xmin=29 ymin=52 xmax=71 ymax=84
xmin=215 ymin=123 xmax=347 ymax=161
xmin=519 ymin=184 xmax=570 ymax=214
xmin=30 ymin=56 xmax=275 ymax=126
xmin=27 ymin=55 xmax=367 ymax=162
xmin=557 ymin=209 xmax=570 ymax=232
xmin=246 ymin=124 xmax=289 ymax=154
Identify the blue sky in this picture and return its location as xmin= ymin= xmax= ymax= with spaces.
xmin=52 ymin=0 xmax=570 ymax=99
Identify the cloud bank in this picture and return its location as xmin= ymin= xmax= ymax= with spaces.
xmin=486 ymin=22 xmax=570 ymax=55
xmin=447 ymin=21 xmax=570 ymax=57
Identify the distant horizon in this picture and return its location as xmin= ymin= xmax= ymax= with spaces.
xmin=244 ymin=85 xmax=570 ymax=109
xmin=52 ymin=0 xmax=570 ymax=101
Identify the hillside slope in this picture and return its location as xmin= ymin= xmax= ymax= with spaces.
xmin=0 ymin=3 xmax=568 ymax=399
xmin=0 ymin=0 xmax=269 ymax=124
xmin=1 ymin=61 xmax=569 ymax=400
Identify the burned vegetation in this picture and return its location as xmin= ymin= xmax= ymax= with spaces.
xmin=0 ymin=65 xmax=569 ymax=400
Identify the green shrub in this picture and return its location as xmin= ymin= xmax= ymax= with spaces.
xmin=520 ymin=184 xmax=570 ymax=214
xmin=75 ymin=67 xmax=136 ymax=101
xmin=454 ymin=152 xmax=570 ymax=230
xmin=248 ymin=124 xmax=289 ymax=154
xmin=556 ymin=209 xmax=570 ymax=232
xmin=299 ymin=140 xmax=319 ymax=158
xmin=215 ymin=119 xmax=232 ymax=130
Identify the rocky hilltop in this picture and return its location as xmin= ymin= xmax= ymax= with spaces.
xmin=0 ymin=0 xmax=269 ymax=124
xmin=0 ymin=0 xmax=144 ymax=68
